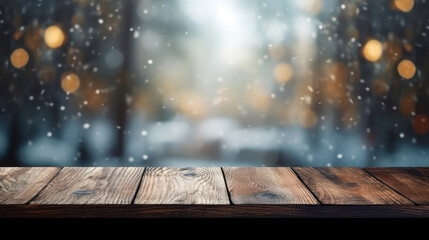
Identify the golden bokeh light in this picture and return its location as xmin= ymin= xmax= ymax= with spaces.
xmin=397 ymin=59 xmax=416 ymax=79
xmin=61 ymin=72 xmax=80 ymax=93
xmin=10 ymin=48 xmax=29 ymax=69
xmin=394 ymin=0 xmax=414 ymax=12
xmin=44 ymin=25 xmax=65 ymax=49
xmin=273 ymin=63 xmax=293 ymax=84
xmin=412 ymin=114 xmax=429 ymax=135
xmin=362 ymin=39 xmax=383 ymax=62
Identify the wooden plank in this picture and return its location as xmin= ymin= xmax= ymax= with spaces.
xmin=30 ymin=167 xmax=144 ymax=204
xmin=1 ymin=205 xmax=429 ymax=218
xmin=293 ymin=167 xmax=413 ymax=205
xmin=134 ymin=167 xmax=229 ymax=204
xmin=367 ymin=168 xmax=429 ymax=205
xmin=0 ymin=167 xmax=60 ymax=204
xmin=223 ymin=167 xmax=318 ymax=204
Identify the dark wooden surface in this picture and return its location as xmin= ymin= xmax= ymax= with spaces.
xmin=1 ymin=205 xmax=429 ymax=218
xmin=367 ymin=168 xmax=429 ymax=205
xmin=294 ymin=167 xmax=412 ymax=205
xmin=1 ymin=167 xmax=429 ymax=217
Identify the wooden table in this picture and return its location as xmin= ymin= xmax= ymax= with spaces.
xmin=0 ymin=167 xmax=428 ymax=218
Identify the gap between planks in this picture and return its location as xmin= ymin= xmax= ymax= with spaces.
xmin=363 ymin=168 xmax=417 ymax=205
xmin=26 ymin=167 xmax=63 ymax=204
xmin=366 ymin=168 xmax=429 ymax=205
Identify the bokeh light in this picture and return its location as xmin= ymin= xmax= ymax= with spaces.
xmin=1 ymin=0 xmax=429 ymax=168
xmin=397 ymin=59 xmax=416 ymax=79
xmin=273 ymin=63 xmax=293 ymax=84
xmin=61 ymin=72 xmax=80 ymax=93
xmin=362 ymin=39 xmax=383 ymax=62
xmin=394 ymin=0 xmax=414 ymax=12
xmin=44 ymin=25 xmax=65 ymax=49
xmin=10 ymin=48 xmax=29 ymax=69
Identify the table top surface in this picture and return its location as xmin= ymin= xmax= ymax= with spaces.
xmin=1 ymin=167 xmax=429 ymax=217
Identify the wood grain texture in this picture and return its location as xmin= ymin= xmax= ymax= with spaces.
xmin=134 ymin=167 xmax=229 ymax=204
xmin=0 ymin=167 xmax=60 ymax=204
xmin=224 ymin=167 xmax=318 ymax=204
xmin=367 ymin=168 xmax=429 ymax=205
xmin=294 ymin=167 xmax=413 ymax=205
xmin=30 ymin=167 xmax=144 ymax=204
xmin=2 ymin=205 xmax=429 ymax=218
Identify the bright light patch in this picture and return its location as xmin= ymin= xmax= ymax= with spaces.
xmin=216 ymin=4 xmax=237 ymax=26
xmin=394 ymin=0 xmax=414 ymax=13
xmin=44 ymin=26 xmax=65 ymax=49
xmin=362 ymin=39 xmax=383 ymax=62
xmin=61 ymin=72 xmax=80 ymax=93
xmin=397 ymin=59 xmax=416 ymax=79
xmin=10 ymin=48 xmax=29 ymax=69
xmin=274 ymin=63 xmax=293 ymax=84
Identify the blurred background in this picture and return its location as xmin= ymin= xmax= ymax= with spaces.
xmin=0 ymin=0 xmax=428 ymax=167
